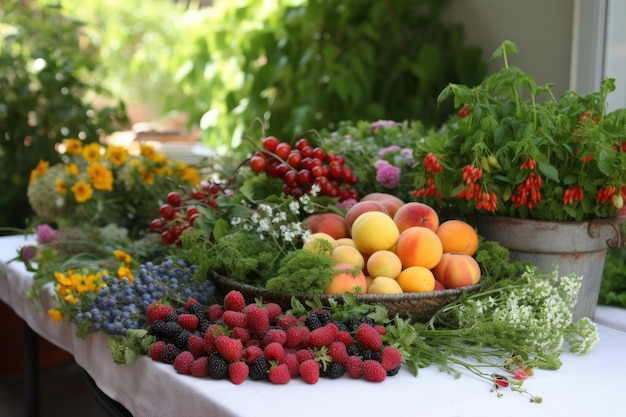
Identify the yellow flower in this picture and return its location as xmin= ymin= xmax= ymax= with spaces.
xmin=139 ymin=143 xmax=157 ymax=160
xmin=69 ymin=271 xmax=96 ymax=294
xmin=71 ymin=180 xmax=93 ymax=203
xmin=28 ymin=160 xmax=49 ymax=185
xmin=55 ymin=178 xmax=67 ymax=195
xmin=117 ymin=266 xmax=134 ymax=283
xmin=48 ymin=308 xmax=63 ymax=323
xmin=106 ymin=145 xmax=129 ymax=166
xmin=153 ymin=152 xmax=168 ymax=165
xmin=181 ymin=166 xmax=201 ymax=186
xmin=64 ymin=138 xmax=83 ymax=155
xmin=87 ymin=162 xmax=114 ymax=191
xmin=54 ymin=271 xmax=73 ymax=287
xmin=65 ymin=162 xmax=79 ymax=176
xmin=64 ymin=293 xmax=80 ymax=305
xmin=138 ymin=165 xmax=155 ymax=185
xmin=82 ymin=142 xmax=102 ymax=163
xmin=113 ymin=250 xmax=132 ymax=264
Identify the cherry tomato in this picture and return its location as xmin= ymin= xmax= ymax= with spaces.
xmin=166 ymin=191 xmax=182 ymax=207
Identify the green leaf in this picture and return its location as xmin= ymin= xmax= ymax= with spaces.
xmin=537 ymin=162 xmax=560 ymax=182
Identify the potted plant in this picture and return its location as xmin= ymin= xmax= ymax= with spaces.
xmin=410 ymin=41 xmax=626 ymax=320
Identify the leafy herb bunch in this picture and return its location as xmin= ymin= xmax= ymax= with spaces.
xmin=412 ymin=41 xmax=626 ymax=222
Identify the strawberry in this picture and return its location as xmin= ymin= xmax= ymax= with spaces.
xmin=264 ymin=341 xmax=286 ymax=362
xmin=355 ymin=323 xmax=383 ymax=352
xmin=222 ymin=310 xmax=248 ymax=329
xmin=207 ymin=304 xmax=223 ymax=322
xmin=232 ymin=327 xmax=251 ymax=345
xmin=228 ymin=361 xmax=249 ymax=385
xmin=246 ymin=304 xmax=270 ymax=335
xmin=299 ymin=359 xmax=320 ymax=384
xmin=362 ymin=359 xmax=386 ymax=382
xmin=214 ymin=335 xmax=243 ymax=363
xmin=344 ymin=355 xmax=363 ymax=379
xmin=244 ymin=345 xmax=264 ymax=365
xmin=187 ymin=334 xmax=206 ymax=358
xmin=146 ymin=301 xmax=175 ymax=324
xmin=190 ymin=356 xmax=210 ymax=378
xmin=268 ymin=363 xmax=291 ymax=384
xmin=276 ymin=314 xmax=298 ymax=329
xmin=224 ymin=290 xmax=246 ymax=312
xmin=328 ymin=341 xmax=349 ymax=365
xmin=309 ymin=323 xmax=338 ymax=347
xmin=148 ymin=340 xmax=167 ymax=361
xmin=380 ymin=345 xmax=402 ymax=371
xmin=280 ymin=352 xmax=300 ymax=378
xmin=173 ymin=351 xmax=195 ymax=375
xmin=177 ymin=313 xmax=199 ymax=332
xmin=265 ymin=302 xmax=283 ymax=322
xmin=261 ymin=328 xmax=287 ymax=347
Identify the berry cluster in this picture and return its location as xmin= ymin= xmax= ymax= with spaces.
xmin=73 ymin=258 xmax=215 ymax=336
xmin=249 ymin=136 xmax=360 ymax=202
xmin=456 ymin=165 xmax=498 ymax=212
xmin=150 ymin=185 xmax=220 ymax=245
xmin=147 ymin=290 xmax=402 ymax=384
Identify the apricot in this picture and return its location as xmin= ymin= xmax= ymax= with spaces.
xmin=436 ymin=220 xmax=479 ymax=256
xmin=345 ymin=200 xmax=388 ymax=232
xmin=331 ymin=245 xmax=365 ymax=269
xmin=324 ymin=262 xmax=368 ymax=294
xmin=302 ymin=232 xmax=337 ymax=255
xmin=366 ymin=276 xmax=403 ymax=294
xmin=336 ymin=237 xmax=358 ymax=248
xmin=366 ymin=250 xmax=402 ymax=279
xmin=396 ymin=266 xmax=435 ymax=292
xmin=395 ymin=226 xmax=443 ymax=269
xmin=350 ymin=211 xmax=399 ymax=255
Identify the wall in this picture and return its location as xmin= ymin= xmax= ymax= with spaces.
xmin=443 ymin=0 xmax=575 ymax=98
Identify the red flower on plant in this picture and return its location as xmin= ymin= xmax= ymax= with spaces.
xmin=563 ymin=185 xmax=584 ymax=205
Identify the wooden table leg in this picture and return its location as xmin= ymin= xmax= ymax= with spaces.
xmin=23 ymin=322 xmax=40 ymax=417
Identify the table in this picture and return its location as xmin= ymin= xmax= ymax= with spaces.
xmin=1 ymin=234 xmax=625 ymax=417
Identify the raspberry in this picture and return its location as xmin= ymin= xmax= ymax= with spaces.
xmin=268 ymin=363 xmax=291 ymax=384
xmin=264 ymin=341 xmax=286 ymax=362
xmin=265 ymin=302 xmax=283 ymax=322
xmin=336 ymin=330 xmax=353 ymax=347
xmin=276 ymin=314 xmax=298 ymax=329
xmin=374 ymin=324 xmax=387 ymax=336
xmin=214 ymin=335 xmax=244 ymax=363
xmin=344 ymin=355 xmax=363 ymax=379
xmin=232 ymin=327 xmax=251 ymax=345
xmin=173 ymin=351 xmax=195 ymax=375
xmin=222 ymin=311 xmax=248 ymax=329
xmin=380 ymin=345 xmax=402 ymax=371
xmin=328 ymin=341 xmax=349 ymax=365
xmin=184 ymin=297 xmax=199 ymax=311
xmin=295 ymin=348 xmax=315 ymax=363
xmin=187 ymin=334 xmax=205 ymax=358
xmin=362 ymin=359 xmax=386 ymax=382
xmin=146 ymin=301 xmax=175 ymax=324
xmin=244 ymin=345 xmax=264 ymax=365
xmin=355 ymin=323 xmax=383 ymax=352
xmin=309 ymin=323 xmax=338 ymax=347
xmin=224 ymin=290 xmax=246 ymax=312
xmin=228 ymin=361 xmax=249 ymax=385
xmin=177 ymin=313 xmax=200 ymax=332
xmin=261 ymin=328 xmax=287 ymax=347
xmin=148 ymin=340 xmax=167 ymax=361
xmin=285 ymin=325 xmax=308 ymax=349
xmin=190 ymin=356 xmax=210 ymax=377
xmin=207 ymin=304 xmax=223 ymax=322
xmin=246 ymin=304 xmax=270 ymax=335
xmin=299 ymin=359 xmax=320 ymax=384
xmin=280 ymin=352 xmax=300 ymax=378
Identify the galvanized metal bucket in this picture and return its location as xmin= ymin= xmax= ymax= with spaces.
xmin=476 ymin=215 xmax=620 ymax=321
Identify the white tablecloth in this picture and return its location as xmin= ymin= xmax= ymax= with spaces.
xmin=1 ymin=234 xmax=625 ymax=417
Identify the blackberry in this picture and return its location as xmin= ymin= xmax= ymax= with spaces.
xmin=173 ymin=329 xmax=193 ymax=350
xmin=165 ymin=311 xmax=179 ymax=322
xmin=197 ymin=319 xmax=211 ymax=334
xmin=371 ymin=350 xmax=382 ymax=362
xmin=208 ymin=353 xmax=228 ymax=379
xmin=332 ymin=320 xmax=349 ymax=332
xmin=321 ymin=362 xmax=345 ymax=379
xmin=304 ymin=314 xmax=322 ymax=331
xmin=248 ymin=357 xmax=269 ymax=380
xmin=387 ymin=365 xmax=401 ymax=377
xmin=148 ymin=320 xmax=166 ymax=337
xmin=359 ymin=316 xmax=375 ymax=326
xmin=315 ymin=309 xmax=333 ymax=325
xmin=360 ymin=348 xmax=374 ymax=361
xmin=344 ymin=314 xmax=361 ymax=332
xmin=189 ymin=303 xmax=207 ymax=319
xmin=162 ymin=321 xmax=183 ymax=337
xmin=346 ymin=345 xmax=360 ymax=357
xmin=160 ymin=343 xmax=181 ymax=364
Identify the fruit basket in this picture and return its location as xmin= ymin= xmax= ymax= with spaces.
xmin=209 ymin=271 xmax=481 ymax=323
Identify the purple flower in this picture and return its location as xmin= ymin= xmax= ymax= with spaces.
xmin=370 ymin=120 xmax=398 ymax=132
xmin=36 ymin=224 xmax=58 ymax=243
xmin=375 ymin=160 xmax=401 ymax=189
xmin=337 ymin=198 xmax=358 ymax=212
xmin=378 ymin=145 xmax=402 ymax=159
xmin=21 ymin=245 xmax=37 ymax=262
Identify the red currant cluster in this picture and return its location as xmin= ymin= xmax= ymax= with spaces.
xmin=249 ymin=136 xmax=359 ymax=202
xmin=150 ymin=183 xmax=221 ymax=245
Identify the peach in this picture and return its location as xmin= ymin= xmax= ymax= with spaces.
xmin=396 ymin=266 xmax=436 ymax=292
xmin=431 ymin=252 xmax=481 ymax=289
xmin=395 ymin=226 xmax=443 ymax=269
xmin=324 ymin=262 xmax=368 ymax=294
xmin=436 ymin=219 xmax=479 ymax=256
xmin=366 ymin=276 xmax=403 ymax=294
xmin=345 ymin=200 xmax=388 ymax=232
xmin=302 ymin=232 xmax=337 ymax=255
xmin=350 ymin=211 xmax=399 ymax=255
xmin=331 ymin=245 xmax=365 ymax=269
xmin=393 ymin=202 xmax=440 ymax=233
xmin=303 ymin=212 xmax=349 ymax=240
xmin=434 ymin=280 xmax=446 ymax=291
xmin=336 ymin=237 xmax=357 ymax=248
xmin=366 ymin=250 xmax=402 ymax=279
xmin=361 ymin=192 xmax=405 ymax=217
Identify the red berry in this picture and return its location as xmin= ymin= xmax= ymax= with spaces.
xmin=173 ymin=351 xmax=195 ymax=375
xmin=222 ymin=311 xmax=248 ymax=329
xmin=362 ymin=359 xmax=387 ymax=382
xmin=299 ymin=359 xmax=320 ymax=384
xmin=309 ymin=323 xmax=338 ymax=348
xmin=246 ymin=305 xmax=270 ymax=335
xmin=214 ymin=335 xmax=244 ymax=363
xmin=177 ymin=314 xmax=200 ymax=332
xmin=381 ymin=345 xmax=403 ymax=371
xmin=223 ymin=290 xmax=246 ymax=312
xmin=249 ymin=155 xmax=267 ymax=173
xmin=187 ymin=335 xmax=205 ymax=359
xmin=244 ymin=345 xmax=264 ymax=365
xmin=146 ymin=301 xmax=175 ymax=324
xmin=261 ymin=328 xmax=287 ymax=347
xmin=328 ymin=341 xmax=349 ymax=365
xmin=264 ymin=342 xmax=286 ymax=362
xmin=159 ymin=203 xmax=176 ymax=220
xmin=228 ymin=361 xmax=249 ymax=385
xmin=268 ymin=363 xmax=291 ymax=384
xmin=207 ymin=304 xmax=223 ymax=322
xmin=287 ymin=151 xmax=302 ymax=168
xmin=295 ymin=138 xmax=310 ymax=150
xmin=148 ymin=340 xmax=167 ymax=361
xmin=355 ymin=323 xmax=383 ymax=352
xmin=280 ymin=353 xmax=300 ymax=378
xmin=275 ymin=142 xmax=291 ymax=160
xmin=345 ymin=355 xmax=363 ymax=379
xmin=190 ymin=356 xmax=210 ymax=378
xmin=150 ymin=218 xmax=165 ymax=232
xmin=262 ymin=136 xmax=279 ymax=152
xmin=166 ymin=191 xmax=182 ymax=207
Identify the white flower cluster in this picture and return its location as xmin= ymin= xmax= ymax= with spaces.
xmin=457 ymin=266 xmax=599 ymax=354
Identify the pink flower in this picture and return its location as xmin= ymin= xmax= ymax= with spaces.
xmin=20 ymin=245 xmax=37 ymax=262
xmin=513 ymin=368 xmax=529 ymax=381
xmin=337 ymin=198 xmax=357 ymax=212
xmin=375 ymin=160 xmax=401 ymax=189
xmin=370 ymin=120 xmax=398 ymax=132
xmin=378 ymin=145 xmax=401 ymax=159
xmin=36 ymin=224 xmax=58 ymax=243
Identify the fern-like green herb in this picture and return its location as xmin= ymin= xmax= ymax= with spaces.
xmin=265 ymin=249 xmax=336 ymax=295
